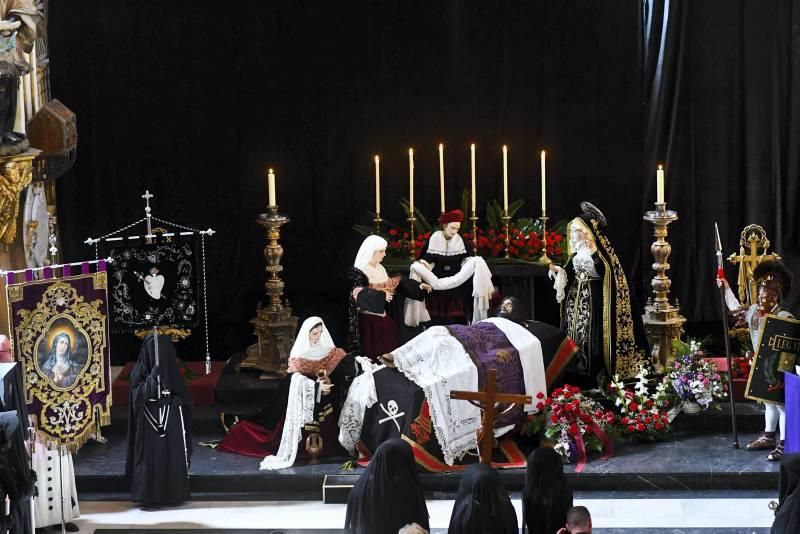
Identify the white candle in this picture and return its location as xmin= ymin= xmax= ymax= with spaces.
xmin=470 ymin=143 xmax=476 ymax=212
xmin=502 ymin=145 xmax=509 ymax=212
xmin=540 ymin=150 xmax=547 ymax=213
xmin=268 ymin=168 xmax=276 ymax=206
xmin=657 ymin=165 xmax=665 ymax=204
xmin=374 ymin=155 xmax=381 ymax=214
xmin=31 ymin=43 xmax=40 ymax=112
xmin=409 ymin=148 xmax=415 ymax=215
xmin=439 ymin=144 xmax=445 ymax=213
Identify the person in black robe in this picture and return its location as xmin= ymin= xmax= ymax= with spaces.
xmin=125 ymin=333 xmax=192 ymax=508
xmin=448 ymin=463 xmax=518 ymax=534
xmin=523 ymin=447 xmax=573 ymax=534
xmin=344 ymin=438 xmax=428 ymax=534
xmin=771 ymin=453 xmax=800 ymax=533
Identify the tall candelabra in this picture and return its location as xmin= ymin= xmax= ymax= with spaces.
xmin=240 ymin=205 xmax=298 ymax=378
xmin=642 ymin=202 xmax=686 ymax=373
xmin=502 ymin=213 xmax=511 ymax=258
xmin=408 ymin=215 xmax=417 ymax=259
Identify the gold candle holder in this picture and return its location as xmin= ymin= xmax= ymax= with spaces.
xmin=408 ymin=216 xmax=417 ymax=259
xmin=374 ymin=214 xmax=383 ymax=235
xmin=642 ymin=202 xmax=686 ymax=372
xmin=469 ymin=211 xmax=479 ymax=256
xmin=502 ymin=213 xmax=511 ymax=259
xmin=538 ymin=213 xmax=552 ymax=265
xmin=241 ymin=205 xmax=298 ymax=378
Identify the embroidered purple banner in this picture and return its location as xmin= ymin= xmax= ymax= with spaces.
xmin=6 ymin=271 xmax=111 ymax=450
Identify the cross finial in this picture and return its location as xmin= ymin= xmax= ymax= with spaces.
xmin=142 ymin=190 xmax=154 ymax=215
xmin=48 ymin=233 xmax=58 ymax=261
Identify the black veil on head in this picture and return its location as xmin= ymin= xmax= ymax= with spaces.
xmin=130 ymin=332 xmax=187 ymax=396
xmin=448 ymin=463 xmax=518 ymax=534
xmin=344 ymin=438 xmax=428 ymax=534
xmin=523 ymin=447 xmax=573 ymax=534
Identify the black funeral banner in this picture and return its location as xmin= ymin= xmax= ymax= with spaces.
xmin=105 ymin=237 xmax=200 ymax=332
xmin=746 ymin=314 xmax=800 ymax=404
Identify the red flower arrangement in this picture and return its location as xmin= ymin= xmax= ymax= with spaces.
xmin=731 ymin=355 xmax=752 ymax=380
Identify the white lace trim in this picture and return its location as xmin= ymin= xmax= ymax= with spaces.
xmin=259 ymin=373 xmax=316 ymax=470
xmin=337 ymin=357 xmax=380 ymax=454
xmin=392 ymin=327 xmax=480 ymax=465
xmin=426 ymin=231 xmax=467 ymax=256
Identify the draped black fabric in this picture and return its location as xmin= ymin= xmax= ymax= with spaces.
xmin=126 ymin=334 xmax=193 ymax=507
xmin=47 ymin=1 xmax=800 ymax=359
xmin=344 ymin=438 xmax=429 ymax=534
xmin=0 ymin=365 xmax=34 ymax=534
xmin=772 ymin=453 xmax=800 ymax=533
xmin=642 ymin=0 xmax=800 ymax=320
xmin=448 ymin=463 xmax=518 ymax=534
xmin=523 ymin=447 xmax=573 ymax=534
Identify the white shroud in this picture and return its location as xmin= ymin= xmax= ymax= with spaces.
xmin=404 ymin=256 xmax=494 ymax=326
xmin=339 ymin=317 xmax=546 ymax=466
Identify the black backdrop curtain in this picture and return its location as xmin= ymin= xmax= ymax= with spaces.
xmin=47 ymin=1 xmax=799 ymax=362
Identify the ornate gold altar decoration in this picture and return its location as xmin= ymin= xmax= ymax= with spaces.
xmin=7 ymin=272 xmax=111 ymax=451
xmin=240 ymin=207 xmax=298 ymax=378
xmin=642 ymin=203 xmax=686 ymax=373
xmin=0 ymin=149 xmax=39 ymax=247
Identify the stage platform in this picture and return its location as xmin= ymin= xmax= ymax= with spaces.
xmin=75 ymin=397 xmax=779 ymax=502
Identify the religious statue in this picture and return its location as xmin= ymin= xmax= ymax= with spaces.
xmin=548 ymin=202 xmax=649 ymax=383
xmin=416 ymin=209 xmax=471 ymax=324
xmin=718 ymin=259 xmax=794 ymax=461
xmin=0 ymin=0 xmax=43 ymax=156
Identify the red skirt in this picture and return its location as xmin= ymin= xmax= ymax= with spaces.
xmin=217 ymin=416 xmax=342 ymax=461
xmin=359 ymin=313 xmax=399 ymax=360
xmin=426 ymin=292 xmax=467 ymax=319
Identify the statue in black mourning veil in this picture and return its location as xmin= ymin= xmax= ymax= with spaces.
xmin=0 ymin=1 xmax=43 ymax=156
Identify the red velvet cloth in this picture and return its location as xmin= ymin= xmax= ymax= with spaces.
xmin=217 ymin=419 xmax=284 ymax=458
xmin=359 ymin=313 xmax=399 ymax=360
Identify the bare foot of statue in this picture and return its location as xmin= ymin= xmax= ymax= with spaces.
xmin=379 ymin=353 xmax=396 ymax=368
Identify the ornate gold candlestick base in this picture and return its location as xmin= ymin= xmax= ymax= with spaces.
xmin=240 ymin=207 xmax=298 ymax=378
xmin=502 ymin=213 xmax=511 ymax=259
xmin=407 ymin=216 xmax=417 ymax=259
xmin=470 ymin=212 xmax=479 ymax=256
xmin=642 ymin=203 xmax=686 ymax=373
xmin=374 ymin=214 xmax=383 ymax=235
xmin=538 ymin=214 xmax=552 ymax=265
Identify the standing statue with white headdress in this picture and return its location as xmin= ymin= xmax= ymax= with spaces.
xmin=216 ymin=317 xmax=356 ymax=468
xmin=347 ymin=235 xmax=431 ymax=360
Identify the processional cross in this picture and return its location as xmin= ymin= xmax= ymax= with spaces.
xmin=450 ymin=368 xmax=531 ymax=464
xmin=727 ymin=224 xmax=780 ymax=305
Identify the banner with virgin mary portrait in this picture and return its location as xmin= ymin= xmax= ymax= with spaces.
xmin=5 ymin=266 xmax=111 ymax=450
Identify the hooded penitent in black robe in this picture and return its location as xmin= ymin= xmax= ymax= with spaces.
xmin=448 ymin=463 xmax=518 ymax=534
xmin=772 ymin=453 xmax=800 ymax=533
xmin=344 ymin=438 xmax=429 ymax=534
xmin=126 ymin=334 xmax=193 ymax=507
xmin=523 ymin=447 xmax=573 ymax=534
xmin=0 ymin=363 xmax=35 ymax=534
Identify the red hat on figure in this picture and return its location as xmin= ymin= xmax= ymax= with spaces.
xmin=439 ymin=209 xmax=465 ymax=225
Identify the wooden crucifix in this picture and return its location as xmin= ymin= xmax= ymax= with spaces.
xmin=450 ymin=368 xmax=532 ymax=464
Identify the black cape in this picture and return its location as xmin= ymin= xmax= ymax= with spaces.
xmin=448 ymin=463 xmax=518 ymax=534
xmin=125 ymin=333 xmax=193 ymax=507
xmin=0 ymin=364 xmax=35 ymax=534
xmin=523 ymin=447 xmax=573 ymax=534
xmin=772 ymin=453 xmax=800 ymax=533
xmin=344 ymin=438 xmax=429 ymax=534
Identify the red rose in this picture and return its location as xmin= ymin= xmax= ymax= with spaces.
xmin=645 ymin=400 xmax=654 ymax=408
xmin=544 ymin=398 xmax=553 ymax=406
xmin=550 ymin=415 xmax=559 ymax=424
xmin=563 ymin=390 xmax=572 ymax=399
xmin=565 ymin=403 xmax=575 ymax=412
xmin=403 ymin=232 xmax=409 ymax=239
xmin=569 ymin=423 xmax=579 ymax=436
xmin=625 ymin=390 xmax=634 ymax=399
xmin=663 ymin=400 xmax=670 ymax=407
xmin=594 ymin=410 xmax=603 ymax=419
xmin=620 ymin=416 xmax=629 ymax=425
xmin=553 ymin=388 xmax=563 ymax=396
xmin=636 ymin=423 xmax=645 ymax=432
xmin=655 ymin=422 xmax=663 ymax=430
xmin=629 ymin=402 xmax=639 ymax=412
xmin=536 ymin=392 xmax=545 ymax=399
xmin=605 ymin=414 xmax=615 ymax=424
xmin=627 ymin=425 xmax=635 ymax=432
xmin=580 ymin=414 xmax=592 ymax=423
xmin=536 ymin=401 xmax=544 ymax=411
xmin=388 ymin=228 xmax=398 ymax=236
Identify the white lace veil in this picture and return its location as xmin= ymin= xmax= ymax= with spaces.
xmin=290 ymin=316 xmax=335 ymax=359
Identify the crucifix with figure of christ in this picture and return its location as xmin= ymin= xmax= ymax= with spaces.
xmin=450 ymin=368 xmax=532 ymax=464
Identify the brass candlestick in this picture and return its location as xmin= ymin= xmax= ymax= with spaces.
xmin=538 ymin=213 xmax=552 ymax=265
xmin=407 ymin=216 xmax=417 ymax=259
xmin=240 ymin=205 xmax=298 ymax=378
xmin=502 ymin=213 xmax=511 ymax=259
xmin=470 ymin=211 xmax=479 ymax=256
xmin=642 ymin=202 xmax=686 ymax=373
xmin=374 ymin=214 xmax=383 ymax=235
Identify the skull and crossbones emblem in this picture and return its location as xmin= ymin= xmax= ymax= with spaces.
xmin=378 ymin=399 xmax=405 ymax=432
